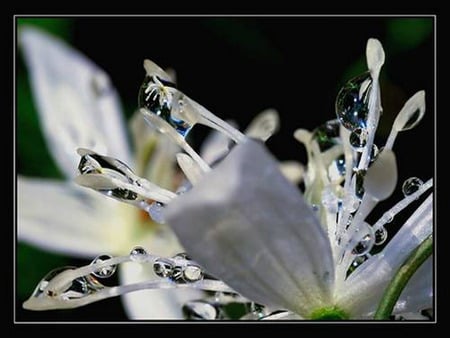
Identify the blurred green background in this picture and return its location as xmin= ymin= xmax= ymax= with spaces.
xmin=16 ymin=16 xmax=434 ymax=321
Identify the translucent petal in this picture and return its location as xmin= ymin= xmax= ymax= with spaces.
xmin=165 ymin=140 xmax=334 ymax=317
xmin=19 ymin=27 xmax=131 ymax=178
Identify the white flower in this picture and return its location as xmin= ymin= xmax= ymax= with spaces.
xmin=17 ymin=26 xmax=203 ymax=319
xmin=22 ymin=36 xmax=432 ymax=320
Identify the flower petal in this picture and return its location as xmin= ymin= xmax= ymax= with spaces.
xmin=165 ymin=140 xmax=334 ymax=317
xmin=19 ymin=27 xmax=131 ymax=178
xmin=18 ymin=175 xmax=115 ymax=258
xmin=394 ymin=256 xmax=433 ymax=315
xmin=336 ymin=193 xmax=433 ymax=317
xmin=119 ymin=263 xmax=205 ymax=320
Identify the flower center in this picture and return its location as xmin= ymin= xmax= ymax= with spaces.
xmin=309 ymin=306 xmax=350 ymax=320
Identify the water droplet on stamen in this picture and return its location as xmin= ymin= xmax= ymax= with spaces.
xmin=374 ymin=226 xmax=388 ymax=245
xmin=349 ymin=128 xmax=369 ymax=151
xmin=351 ymin=234 xmax=374 ymax=256
xmin=138 ymin=75 xmax=192 ymax=137
xmin=311 ymin=120 xmax=342 ymax=152
xmin=129 ymin=246 xmax=148 ymax=262
xmin=183 ymin=264 xmax=204 ymax=282
xmin=402 ymin=177 xmax=424 ymax=197
xmin=91 ymin=254 xmax=116 ymax=278
xmin=369 ymin=144 xmax=380 ymax=163
xmin=153 ymin=258 xmax=174 ymax=278
xmin=355 ymin=170 xmax=366 ymax=200
xmin=335 ymin=72 xmax=372 ymax=131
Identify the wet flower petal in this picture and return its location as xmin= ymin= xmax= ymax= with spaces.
xmin=19 ymin=27 xmax=131 ymax=178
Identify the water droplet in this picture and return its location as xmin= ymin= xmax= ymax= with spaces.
xmin=138 ymin=75 xmax=192 ymax=137
xmin=183 ymin=264 xmax=204 ymax=282
xmin=172 ymin=252 xmax=191 ymax=261
xmin=30 ymin=266 xmax=104 ymax=300
xmin=78 ymin=155 xmax=100 ymax=175
xmin=342 ymin=194 xmax=360 ymax=213
xmin=352 ymin=234 xmax=374 ymax=256
xmin=349 ymin=128 xmax=368 ymax=151
xmin=402 ymin=177 xmax=423 ymax=197
xmin=240 ymin=303 xmax=267 ymax=319
xmin=91 ymin=254 xmax=116 ymax=278
xmin=148 ymin=201 xmax=165 ymax=223
xmin=311 ymin=120 xmax=341 ymax=152
xmin=170 ymin=266 xmax=185 ymax=282
xmin=374 ymin=226 xmax=388 ymax=245
xmin=369 ymin=144 xmax=380 ymax=163
xmin=347 ymin=255 xmax=369 ymax=276
xmin=104 ymin=188 xmax=138 ymax=201
xmin=153 ymin=258 xmax=174 ymax=278
xmin=130 ymin=246 xmax=148 ymax=262
xmin=182 ymin=300 xmax=219 ymax=320
xmin=328 ymin=154 xmax=346 ymax=181
xmin=335 ymin=72 xmax=372 ymax=131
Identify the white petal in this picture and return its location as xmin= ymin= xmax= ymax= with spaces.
xmin=394 ymin=256 xmax=433 ymax=315
xmin=119 ymin=263 xmax=205 ymax=320
xmin=165 ymin=140 xmax=334 ymax=317
xmin=19 ymin=27 xmax=131 ymax=178
xmin=337 ymin=193 xmax=433 ymax=317
xmin=18 ymin=176 xmax=115 ymax=258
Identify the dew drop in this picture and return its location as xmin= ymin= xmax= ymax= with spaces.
xmin=369 ymin=144 xmax=380 ymax=163
xmin=402 ymin=177 xmax=423 ymax=197
xmin=335 ymin=72 xmax=372 ymax=131
xmin=374 ymin=226 xmax=388 ymax=245
xmin=311 ymin=120 xmax=341 ymax=152
xmin=349 ymin=128 xmax=369 ymax=151
xmin=129 ymin=246 xmax=148 ymax=262
xmin=183 ymin=264 xmax=204 ymax=282
xmin=153 ymin=258 xmax=174 ymax=278
xmin=351 ymin=234 xmax=374 ymax=256
xmin=91 ymin=254 xmax=116 ymax=278
xmin=138 ymin=75 xmax=192 ymax=137
xmin=182 ymin=300 xmax=219 ymax=320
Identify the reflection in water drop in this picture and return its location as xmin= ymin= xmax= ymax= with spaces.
xmin=335 ymin=72 xmax=372 ymax=131
xmin=138 ymin=75 xmax=192 ymax=137
xmin=90 ymin=254 xmax=116 ymax=278
xmin=311 ymin=120 xmax=341 ymax=152
xmin=129 ymin=246 xmax=148 ymax=262
xmin=351 ymin=233 xmax=374 ymax=256
xmin=349 ymin=128 xmax=368 ymax=151
xmin=374 ymin=226 xmax=388 ymax=245
xmin=402 ymin=177 xmax=424 ymax=197
xmin=153 ymin=258 xmax=174 ymax=278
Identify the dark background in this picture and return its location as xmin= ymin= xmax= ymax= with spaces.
xmin=15 ymin=16 xmax=435 ymax=321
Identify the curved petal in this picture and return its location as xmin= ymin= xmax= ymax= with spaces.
xmin=19 ymin=26 xmax=131 ymax=179
xmin=393 ymin=256 xmax=433 ymax=316
xmin=18 ymin=175 xmax=116 ymax=258
xmin=165 ymin=140 xmax=334 ymax=317
xmin=119 ymin=263 xmax=205 ymax=320
xmin=336 ymin=193 xmax=433 ymax=317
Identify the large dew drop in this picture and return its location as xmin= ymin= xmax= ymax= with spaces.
xmin=335 ymin=72 xmax=372 ymax=131
xmin=138 ymin=75 xmax=192 ymax=137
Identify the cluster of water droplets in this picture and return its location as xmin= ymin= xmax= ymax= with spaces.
xmin=306 ymin=67 xmax=427 ymax=276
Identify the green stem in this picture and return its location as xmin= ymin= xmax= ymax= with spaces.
xmin=374 ymin=234 xmax=433 ymax=320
